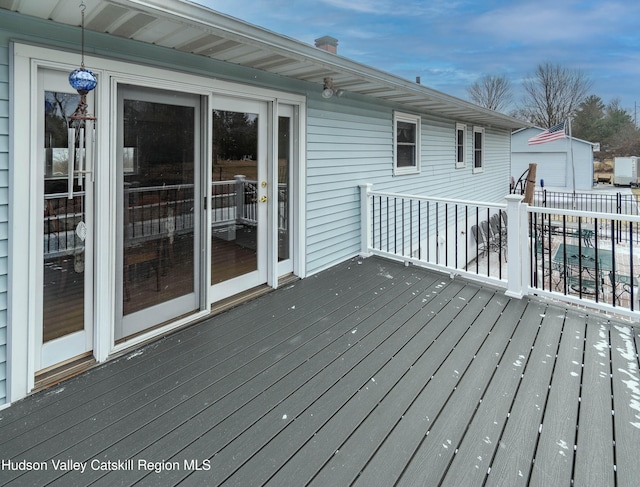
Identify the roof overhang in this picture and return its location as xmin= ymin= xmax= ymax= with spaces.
xmin=0 ymin=0 xmax=529 ymax=130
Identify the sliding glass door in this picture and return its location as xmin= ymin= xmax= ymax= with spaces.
xmin=116 ymin=85 xmax=201 ymax=340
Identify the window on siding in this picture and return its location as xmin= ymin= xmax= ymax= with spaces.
xmin=473 ymin=126 xmax=484 ymax=173
xmin=456 ymin=123 xmax=466 ymax=168
xmin=394 ymin=112 xmax=420 ymax=175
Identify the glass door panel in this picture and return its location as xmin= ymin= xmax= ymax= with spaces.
xmin=43 ymin=92 xmax=85 ymax=341
xmin=117 ymin=86 xmax=200 ymax=340
xmin=278 ymin=115 xmax=291 ymax=263
xmin=211 ymin=103 xmax=266 ymax=293
xmin=39 ymin=69 xmax=94 ymax=370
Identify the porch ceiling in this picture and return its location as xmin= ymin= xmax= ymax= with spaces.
xmin=0 ymin=0 xmax=529 ymax=130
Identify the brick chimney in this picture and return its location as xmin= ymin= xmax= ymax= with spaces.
xmin=315 ymin=36 xmax=338 ymax=54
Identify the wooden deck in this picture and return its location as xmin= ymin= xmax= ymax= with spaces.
xmin=1 ymin=256 xmax=639 ymax=486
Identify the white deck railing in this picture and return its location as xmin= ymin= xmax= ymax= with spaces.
xmin=360 ymin=184 xmax=640 ymax=320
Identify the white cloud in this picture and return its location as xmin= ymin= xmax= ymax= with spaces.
xmin=319 ymin=0 xmax=463 ymax=17
xmin=469 ymin=1 xmax=631 ymax=45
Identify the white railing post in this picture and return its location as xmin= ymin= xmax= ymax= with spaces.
xmin=234 ymin=174 xmax=246 ymax=222
xmin=360 ymin=183 xmax=373 ymax=257
xmin=504 ymin=194 xmax=525 ymax=298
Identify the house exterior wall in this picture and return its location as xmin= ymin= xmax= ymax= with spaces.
xmin=512 ymin=128 xmax=594 ymax=191
xmin=0 ymin=12 xmax=514 ymax=406
xmin=0 ymin=44 xmax=7 ymax=405
xmin=305 ymin=95 xmax=513 ymax=274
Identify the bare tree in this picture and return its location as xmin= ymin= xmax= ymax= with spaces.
xmin=519 ymin=62 xmax=592 ymax=127
xmin=466 ymin=74 xmax=513 ymax=112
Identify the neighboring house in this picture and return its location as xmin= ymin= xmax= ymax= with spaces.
xmin=511 ymin=127 xmax=596 ymax=191
xmin=0 ymin=0 xmax=526 ymax=406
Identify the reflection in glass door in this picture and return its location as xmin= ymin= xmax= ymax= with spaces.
xmin=277 ymin=112 xmax=293 ymax=274
xmin=116 ymin=86 xmax=200 ymax=340
xmin=211 ymin=100 xmax=267 ymax=298
xmin=39 ymin=69 xmax=94 ymax=370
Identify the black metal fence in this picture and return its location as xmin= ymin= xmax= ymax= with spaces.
xmin=529 ymin=207 xmax=640 ymax=314
xmin=534 ymin=190 xmax=640 ymax=215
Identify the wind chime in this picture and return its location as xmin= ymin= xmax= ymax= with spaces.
xmin=67 ymin=1 xmax=97 ymax=255
xmin=67 ymin=1 xmax=96 ymax=202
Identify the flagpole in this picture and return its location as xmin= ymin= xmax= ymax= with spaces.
xmin=568 ymin=117 xmax=576 ymax=208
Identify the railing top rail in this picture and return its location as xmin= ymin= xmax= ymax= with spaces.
xmin=535 ymin=189 xmax=636 ymax=198
xmin=367 ymin=189 xmax=507 ymax=210
xmin=212 ymin=179 xmax=258 ymax=186
xmin=45 ymin=191 xmax=87 ymax=200
xmin=124 ymin=183 xmax=194 ymax=193
xmin=527 ymin=204 xmax=640 ymax=223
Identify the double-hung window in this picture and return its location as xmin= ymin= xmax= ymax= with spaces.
xmin=473 ymin=126 xmax=484 ymax=173
xmin=456 ymin=123 xmax=466 ymax=168
xmin=394 ymin=112 xmax=420 ymax=175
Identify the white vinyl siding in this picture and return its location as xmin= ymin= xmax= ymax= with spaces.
xmin=305 ymin=97 xmax=513 ymax=275
xmin=306 ymin=101 xmax=392 ymax=274
xmin=0 ymin=45 xmax=7 ymax=406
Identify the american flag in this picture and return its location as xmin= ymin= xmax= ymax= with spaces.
xmin=527 ymin=121 xmax=566 ymax=145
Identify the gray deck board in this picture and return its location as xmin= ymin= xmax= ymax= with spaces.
xmin=4 ymin=260 xmax=400 ymax=486
xmin=173 ymin=275 xmax=468 ymax=487
xmin=308 ymin=287 xmax=511 ymax=487
xmin=82 ymin=262 xmax=438 ymax=487
xmin=37 ymin=261 xmax=425 ymax=487
xmin=528 ymin=310 xmax=584 ymax=487
xmin=484 ymin=306 xmax=565 ymax=487
xmin=262 ymin=284 xmax=481 ymax=486
xmin=0 ymin=260 xmax=370 ymax=438
xmin=267 ymin=287 xmax=499 ymax=487
xmin=394 ymin=289 xmax=514 ymax=486
xmin=349 ymin=284 xmax=487 ymax=487
xmin=610 ymin=322 xmax=640 ymax=487
xmin=407 ymin=296 xmax=531 ymax=487
xmin=1 ymin=256 xmax=639 ymax=487
xmin=573 ymin=316 xmax=616 ymax=487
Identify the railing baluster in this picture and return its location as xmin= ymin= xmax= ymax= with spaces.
xmin=630 ymin=222 xmax=634 ymax=311
xmin=418 ymin=201 xmax=421 ymax=260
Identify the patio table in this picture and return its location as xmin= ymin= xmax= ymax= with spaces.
xmin=552 ymin=243 xmax=613 ymax=295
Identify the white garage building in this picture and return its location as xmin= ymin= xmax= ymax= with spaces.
xmin=511 ymin=127 xmax=596 ymax=191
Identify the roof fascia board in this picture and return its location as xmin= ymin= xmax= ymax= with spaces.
xmin=96 ymin=0 xmax=530 ymax=128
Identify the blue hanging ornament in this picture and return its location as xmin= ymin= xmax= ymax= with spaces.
xmin=68 ymin=1 xmax=97 ymax=98
xmin=69 ymin=67 xmax=97 ymax=94
xmin=68 ymin=1 xmax=96 ymax=122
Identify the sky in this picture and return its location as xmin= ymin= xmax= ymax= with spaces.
xmin=196 ymin=0 xmax=640 ymax=119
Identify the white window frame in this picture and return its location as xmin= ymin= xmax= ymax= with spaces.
xmin=455 ymin=123 xmax=466 ymax=168
xmin=472 ymin=126 xmax=485 ymax=174
xmin=393 ymin=111 xmax=421 ymax=175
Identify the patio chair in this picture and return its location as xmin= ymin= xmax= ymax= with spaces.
xmin=500 ymin=210 xmax=507 ymax=228
xmin=488 ymin=214 xmax=507 ymax=261
xmin=609 ymin=271 xmax=638 ymax=305
xmin=471 ymin=224 xmax=488 ymax=256
xmin=567 ymin=228 xmax=594 ymax=247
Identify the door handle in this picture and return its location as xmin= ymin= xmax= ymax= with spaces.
xmin=259 ymin=195 xmax=267 ymax=203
